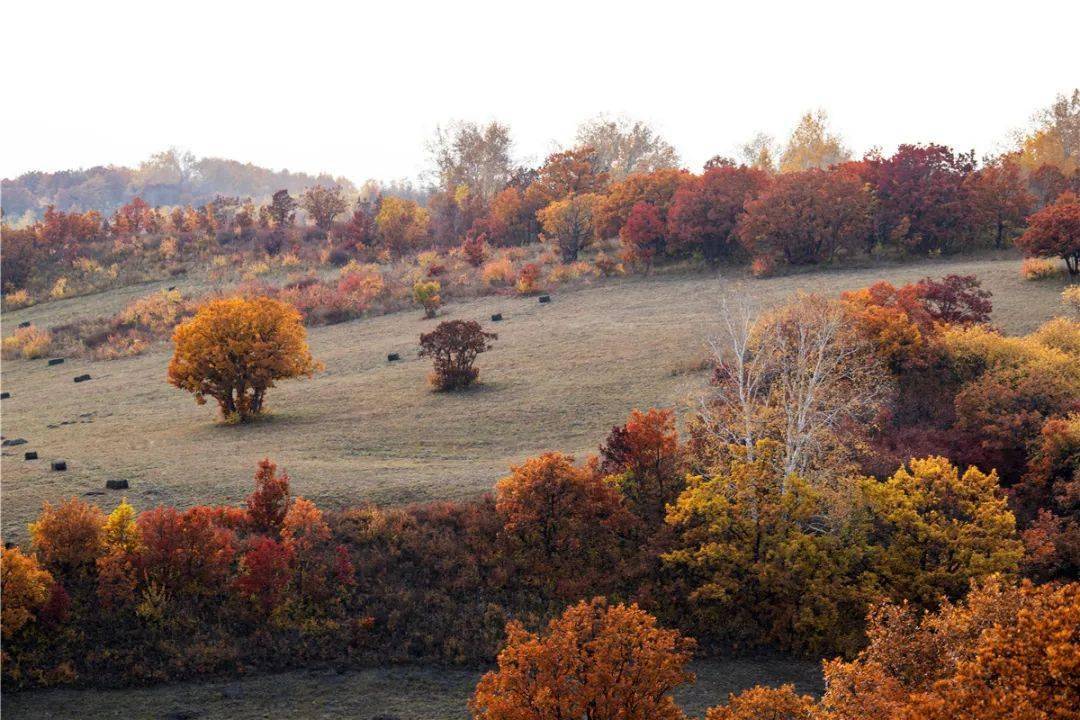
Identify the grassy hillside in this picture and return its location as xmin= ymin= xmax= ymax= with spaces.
xmin=0 ymin=254 xmax=1071 ymax=541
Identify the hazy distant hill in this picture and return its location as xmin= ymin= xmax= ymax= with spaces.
xmin=1 ymin=149 xmax=356 ymax=221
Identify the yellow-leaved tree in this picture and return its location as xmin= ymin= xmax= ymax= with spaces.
xmin=862 ymin=456 xmax=1024 ymax=607
xmin=168 ymin=296 xmax=320 ymax=422
xmin=0 ymin=546 xmax=54 ymax=640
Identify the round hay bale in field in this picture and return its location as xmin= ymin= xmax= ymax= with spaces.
xmin=105 ymin=479 xmax=129 ymax=490
xmin=73 ymin=374 xmax=92 ymax=383
xmin=491 ymin=313 xmax=503 ymax=321
xmin=51 ymin=460 xmax=67 ymax=472
xmin=24 ymin=451 xmax=38 ymax=460
xmin=538 ymin=294 xmax=551 ymax=303
xmin=47 ymin=358 xmax=65 ymax=366
xmin=387 ymin=352 xmax=401 ymax=362
xmin=0 ymin=391 xmax=9 ymax=399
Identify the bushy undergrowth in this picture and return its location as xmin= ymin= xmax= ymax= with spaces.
xmin=3 ymin=282 xmax=1076 ymax=690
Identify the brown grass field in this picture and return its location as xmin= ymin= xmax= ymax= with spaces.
xmin=0 ymin=656 xmax=823 ymax=719
xmin=0 ymin=253 xmax=1071 ymax=543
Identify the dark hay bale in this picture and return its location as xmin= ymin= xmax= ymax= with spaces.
xmin=24 ymin=451 xmax=38 ymax=460
xmin=47 ymin=358 xmax=65 ymax=366
xmin=387 ymin=352 xmax=401 ymax=362
xmin=538 ymin=294 xmax=551 ymax=303
xmin=74 ymin=374 xmax=92 ymax=383
xmin=2 ymin=438 xmax=27 ymax=446
xmin=4 ymin=542 xmax=14 ymax=550
xmin=106 ymin=479 xmax=129 ymax=490
xmin=51 ymin=460 xmax=67 ymax=472
xmin=0 ymin=392 xmax=9 ymax=399
xmin=18 ymin=321 xmax=31 ymax=328
xmin=491 ymin=313 xmax=503 ymax=321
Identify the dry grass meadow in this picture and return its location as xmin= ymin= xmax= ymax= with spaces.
xmin=1 ymin=253 xmax=1071 ymax=543
xmin=0 ymin=656 xmax=823 ymax=719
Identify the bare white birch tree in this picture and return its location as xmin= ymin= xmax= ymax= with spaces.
xmin=702 ymin=291 xmax=889 ymax=492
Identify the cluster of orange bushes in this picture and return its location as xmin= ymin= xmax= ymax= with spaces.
xmin=471 ymin=579 xmax=1078 ymax=719
xmin=2 ymin=399 xmax=1072 ymax=692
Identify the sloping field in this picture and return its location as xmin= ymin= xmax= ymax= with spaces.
xmin=0 ymin=255 xmax=1070 ymax=541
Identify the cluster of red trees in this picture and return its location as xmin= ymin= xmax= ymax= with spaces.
xmin=5 ymin=137 xmax=1079 ymax=300
xmin=617 ymin=148 xmax=1079 ymax=274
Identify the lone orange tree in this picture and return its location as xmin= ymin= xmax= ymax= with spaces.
xmin=168 ymin=296 xmax=319 ymax=422
xmin=470 ymin=598 xmax=695 ymax=720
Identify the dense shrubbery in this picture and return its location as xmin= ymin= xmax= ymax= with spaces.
xmin=4 ymin=302 xmax=1075 ymax=695
xmin=5 ymin=280 xmax=1076 ymax=694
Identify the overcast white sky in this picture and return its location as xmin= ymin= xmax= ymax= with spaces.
xmin=2 ymin=0 xmax=1077 ymax=183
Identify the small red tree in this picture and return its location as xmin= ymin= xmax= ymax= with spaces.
xmin=915 ymin=274 xmax=992 ymax=325
xmin=136 ymin=506 xmax=237 ymax=600
xmin=1016 ymin=191 xmax=1080 ymax=274
xmin=600 ymin=408 xmax=682 ymax=521
xmin=418 ymin=320 xmax=497 ymax=391
xmin=234 ymin=536 xmax=293 ymax=614
xmin=339 ymin=204 xmax=376 ymax=248
xmin=620 ymin=202 xmax=666 ymax=268
xmin=247 ymin=459 xmax=292 ymax=534
xmin=462 ymin=233 xmax=488 ymax=267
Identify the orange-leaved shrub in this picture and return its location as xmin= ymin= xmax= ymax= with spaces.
xmin=496 ymin=453 xmax=634 ymax=604
xmin=470 ymin=598 xmax=695 ymax=720
xmin=168 ymin=296 xmax=320 ymax=421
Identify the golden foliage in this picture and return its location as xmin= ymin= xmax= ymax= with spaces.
xmin=1 ymin=324 xmax=53 ymax=360
xmin=705 ymin=685 xmax=817 ymax=720
xmin=1 ymin=547 xmax=54 ymax=640
xmin=481 ymin=256 xmax=516 ymax=286
xmin=470 ymin=598 xmax=695 ymax=720
xmin=167 ymin=296 xmax=320 ymax=422
xmin=28 ymin=497 xmax=106 ymax=570
xmin=862 ymin=457 xmax=1024 ymax=606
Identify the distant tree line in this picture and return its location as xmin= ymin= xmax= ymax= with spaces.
xmin=1 ymin=149 xmax=355 ymax=223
